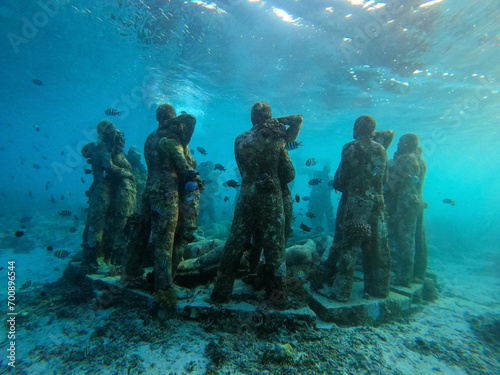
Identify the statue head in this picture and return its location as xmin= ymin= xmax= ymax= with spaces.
xmin=251 ymin=102 xmax=272 ymax=125
xmin=397 ymin=133 xmax=419 ymax=154
xmin=156 ymin=104 xmax=176 ymax=126
xmin=97 ymin=120 xmax=115 ymax=142
xmin=353 ymin=115 xmax=376 ymax=139
xmin=114 ymin=129 xmax=125 ymax=150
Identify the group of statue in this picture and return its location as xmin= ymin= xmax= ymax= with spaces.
xmin=80 ymin=103 xmax=427 ymax=308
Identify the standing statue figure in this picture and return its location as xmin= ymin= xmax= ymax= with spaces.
xmin=308 ymin=165 xmax=335 ymax=232
xmin=325 ymin=115 xmax=391 ymax=302
xmin=211 ymin=102 xmax=302 ymax=308
xmin=121 ymin=104 xmax=199 ymax=301
xmin=80 ymin=120 xmax=116 ymax=273
xmin=101 ymin=129 xmax=137 ymax=265
xmin=126 ymin=146 xmax=147 ymax=214
xmin=414 ymin=146 xmax=428 ymax=282
xmin=384 ymin=134 xmax=426 ymax=286
xmin=171 ymin=113 xmax=201 ymax=278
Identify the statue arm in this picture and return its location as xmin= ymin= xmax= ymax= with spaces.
xmin=373 ymin=130 xmax=395 ymax=150
xmin=159 ymin=137 xmax=202 ymax=188
xmin=276 ymin=115 xmax=303 ymax=142
xmin=167 ymin=114 xmax=196 ymax=146
xmin=108 ymin=156 xmax=136 ymax=181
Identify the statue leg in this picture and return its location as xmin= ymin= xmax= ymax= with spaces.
xmin=211 ymin=196 xmax=253 ymax=303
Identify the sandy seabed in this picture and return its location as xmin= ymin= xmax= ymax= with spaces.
xmin=1 ymin=223 xmax=499 ymax=375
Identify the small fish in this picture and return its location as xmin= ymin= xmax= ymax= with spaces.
xmin=180 ymin=111 xmax=187 ymax=115
xmin=154 ymin=204 xmax=165 ymax=216
xmin=327 ymin=180 xmax=335 ymax=190
xmin=21 ymin=225 xmax=26 ymax=229
xmin=32 ymin=163 xmax=41 ymax=169
xmin=223 ymin=179 xmax=240 ymax=188
xmin=46 ymin=246 xmax=54 ymax=251
xmin=197 ymin=147 xmax=207 ymax=155
xmin=300 ymin=223 xmax=312 ymax=232
xmin=305 ymin=158 xmax=317 ymax=166
xmin=32 ymin=78 xmax=43 ymax=86
xmin=19 ymin=281 xmax=32 ymax=291
xmin=305 ymin=212 xmax=316 ymax=219
xmin=293 ymin=270 xmax=305 ymax=279
xmin=80 ymin=177 xmax=85 ymax=184
xmin=302 ymin=196 xmax=310 ymax=201
xmin=14 ymin=230 xmax=24 ymax=238
xmin=295 ymin=194 xmax=300 ymax=203
xmin=50 ymin=195 xmax=56 ymax=203
xmin=84 ymin=168 xmax=92 ymax=175
xmin=61 ymin=151 xmax=65 ymax=156
xmin=186 ymin=196 xmax=195 ymax=201
xmin=442 ymin=198 xmax=456 ymax=207
xmin=409 ymin=175 xmax=420 ymax=183
xmin=308 ymin=179 xmax=322 ymax=185
xmin=372 ymin=167 xmax=379 ymax=176
xmin=214 ymin=163 xmax=226 ymax=172
xmin=69 ymin=227 xmax=77 ymax=233
xmin=224 ymin=196 xmax=229 ymax=202
xmin=59 ymin=210 xmax=72 ymax=217
xmin=105 ymin=108 xmax=121 ymax=116
xmin=110 ymin=13 xmax=116 ymax=20
xmin=54 ymin=250 xmax=70 ymax=259
xmin=61 ymin=195 xmax=65 ymax=200
xmin=185 ymin=181 xmax=198 ymax=192
xmin=285 ymin=141 xmax=303 ymax=151
xmin=34 ymin=126 xmax=40 ymax=132
xmin=158 ymin=260 xmax=168 ymax=268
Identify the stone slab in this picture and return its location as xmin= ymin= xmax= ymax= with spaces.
xmin=86 ymin=270 xmax=425 ymax=329
xmin=306 ymin=273 xmax=425 ymax=326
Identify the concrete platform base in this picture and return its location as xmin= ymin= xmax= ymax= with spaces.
xmin=86 ymin=268 xmax=430 ymax=330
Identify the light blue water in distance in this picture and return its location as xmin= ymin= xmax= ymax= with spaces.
xmin=0 ymin=0 xmax=498 ymax=335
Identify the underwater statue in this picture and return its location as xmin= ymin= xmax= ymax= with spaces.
xmin=101 ymin=129 xmax=137 ymax=265
xmin=126 ymin=146 xmax=147 ymax=213
xmin=325 ymin=115 xmax=391 ymax=302
xmin=414 ymin=146 xmax=428 ymax=282
xmin=384 ymin=134 xmax=427 ymax=286
xmin=80 ymin=120 xmax=116 ymax=273
xmin=211 ymin=102 xmax=302 ymax=308
xmin=170 ymin=113 xmax=201 ymax=279
xmin=307 ymin=165 xmax=335 ymax=232
xmin=121 ymin=104 xmax=200 ymax=299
